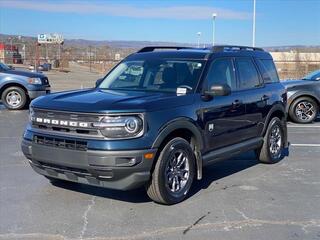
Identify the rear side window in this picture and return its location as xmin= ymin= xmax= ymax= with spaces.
xmin=206 ymin=58 xmax=237 ymax=90
xmin=257 ymin=59 xmax=279 ymax=83
xmin=235 ymin=58 xmax=261 ymax=89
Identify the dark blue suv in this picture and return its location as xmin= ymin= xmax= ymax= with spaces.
xmin=21 ymin=46 xmax=288 ymax=204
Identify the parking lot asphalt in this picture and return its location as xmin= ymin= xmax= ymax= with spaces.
xmin=0 ymin=105 xmax=319 ymax=240
xmin=0 ymin=66 xmax=319 ymax=240
xmin=43 ymin=63 xmax=104 ymax=92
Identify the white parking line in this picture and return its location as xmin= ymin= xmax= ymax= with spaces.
xmin=0 ymin=137 xmax=21 ymax=139
xmin=288 ymin=125 xmax=320 ymax=128
xmin=291 ymin=144 xmax=320 ymax=147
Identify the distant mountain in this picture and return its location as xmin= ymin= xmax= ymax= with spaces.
xmin=0 ymin=33 xmax=195 ymax=49
xmin=1 ymin=33 xmax=319 ymax=51
xmin=63 ymin=39 xmax=195 ymax=48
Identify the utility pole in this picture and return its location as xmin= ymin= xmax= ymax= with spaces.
xmin=35 ymin=42 xmax=40 ymax=72
xmin=89 ymin=45 xmax=92 ymax=72
xmin=22 ymin=44 xmax=25 ymax=63
xmin=252 ymin=0 xmax=256 ymax=47
xmin=197 ymin=32 xmax=202 ymax=48
xmin=46 ymin=43 xmax=48 ymax=61
xmin=212 ymin=13 xmax=217 ymax=46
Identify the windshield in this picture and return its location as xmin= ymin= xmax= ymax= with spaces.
xmin=0 ymin=62 xmax=10 ymax=71
xmin=303 ymin=69 xmax=320 ymax=80
xmin=99 ymin=59 xmax=205 ymax=93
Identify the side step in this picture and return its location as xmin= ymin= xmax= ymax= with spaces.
xmin=202 ymin=137 xmax=263 ymax=166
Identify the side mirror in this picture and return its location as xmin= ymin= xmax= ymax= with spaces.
xmin=8 ymin=65 xmax=15 ymax=70
xmin=95 ymin=78 xmax=103 ymax=87
xmin=315 ymin=77 xmax=320 ymax=81
xmin=205 ymin=84 xmax=231 ymax=97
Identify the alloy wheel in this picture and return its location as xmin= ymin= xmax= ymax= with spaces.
xmin=269 ymin=124 xmax=282 ymax=159
xmin=165 ymin=149 xmax=190 ymax=194
xmin=6 ymin=91 xmax=22 ymax=107
xmin=295 ymin=101 xmax=316 ymax=121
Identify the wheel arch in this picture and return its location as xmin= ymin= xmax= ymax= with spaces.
xmin=262 ymin=104 xmax=288 ymax=148
xmin=0 ymin=82 xmax=29 ymax=99
xmin=152 ymin=118 xmax=204 ymax=180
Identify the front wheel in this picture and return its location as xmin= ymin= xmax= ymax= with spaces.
xmin=1 ymin=86 xmax=28 ymax=110
xmin=256 ymin=117 xmax=285 ymax=164
xmin=146 ymin=138 xmax=195 ymax=205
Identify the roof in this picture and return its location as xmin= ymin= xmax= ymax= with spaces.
xmin=126 ymin=45 xmax=273 ymax=61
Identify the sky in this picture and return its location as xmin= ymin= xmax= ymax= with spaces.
xmin=0 ymin=0 xmax=319 ymax=47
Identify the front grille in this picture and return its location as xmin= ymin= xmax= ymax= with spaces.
xmin=36 ymin=161 xmax=90 ymax=175
xmin=41 ymin=77 xmax=49 ymax=85
xmin=33 ymin=135 xmax=87 ymax=151
xmin=31 ymin=108 xmax=102 ymax=138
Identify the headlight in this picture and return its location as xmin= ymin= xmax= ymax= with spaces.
xmin=28 ymin=77 xmax=42 ymax=85
xmin=93 ymin=115 xmax=144 ymax=139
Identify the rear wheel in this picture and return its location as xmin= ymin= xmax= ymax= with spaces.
xmin=256 ymin=117 xmax=285 ymax=164
xmin=1 ymin=86 xmax=28 ymax=110
xmin=289 ymin=97 xmax=318 ymax=123
xmin=146 ymin=137 xmax=195 ymax=205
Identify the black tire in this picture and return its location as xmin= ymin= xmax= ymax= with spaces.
xmin=146 ymin=137 xmax=195 ymax=205
xmin=256 ymin=117 xmax=285 ymax=164
xmin=289 ymin=97 xmax=318 ymax=124
xmin=1 ymin=86 xmax=28 ymax=110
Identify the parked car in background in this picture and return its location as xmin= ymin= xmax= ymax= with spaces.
xmin=0 ymin=62 xmax=51 ymax=110
xmin=282 ymin=69 xmax=320 ymax=123
xmin=41 ymin=63 xmax=52 ymax=71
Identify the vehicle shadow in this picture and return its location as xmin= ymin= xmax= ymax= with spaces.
xmin=0 ymin=103 xmax=5 ymax=110
xmin=50 ymin=179 xmax=151 ymax=203
xmin=51 ymin=151 xmax=261 ymax=204
xmin=190 ymin=151 xmax=259 ymax=196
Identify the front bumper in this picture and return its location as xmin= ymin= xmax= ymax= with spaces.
xmin=28 ymin=88 xmax=51 ymax=99
xmin=21 ymin=139 xmax=157 ymax=190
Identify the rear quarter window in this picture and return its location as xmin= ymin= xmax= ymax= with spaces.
xmin=256 ymin=59 xmax=279 ymax=83
xmin=235 ymin=58 xmax=261 ymax=90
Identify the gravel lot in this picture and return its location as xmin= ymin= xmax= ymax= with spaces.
xmin=0 ymin=65 xmax=319 ymax=240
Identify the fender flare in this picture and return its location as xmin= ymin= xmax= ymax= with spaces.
xmin=262 ymin=104 xmax=286 ymax=135
xmin=0 ymin=81 xmax=28 ymax=97
xmin=152 ymin=118 xmax=203 ymax=149
xmin=262 ymin=103 xmax=288 ymax=148
xmin=152 ymin=117 xmax=204 ymax=180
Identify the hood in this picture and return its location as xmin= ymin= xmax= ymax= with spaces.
xmin=281 ymin=79 xmax=311 ymax=88
xmin=31 ymin=88 xmax=195 ymax=113
xmin=5 ymin=69 xmax=45 ymax=78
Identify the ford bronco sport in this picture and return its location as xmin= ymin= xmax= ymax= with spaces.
xmin=21 ymin=46 xmax=288 ymax=204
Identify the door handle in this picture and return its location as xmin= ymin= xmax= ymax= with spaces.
xmin=261 ymin=95 xmax=270 ymax=101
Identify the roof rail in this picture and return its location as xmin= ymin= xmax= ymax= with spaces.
xmin=137 ymin=46 xmax=193 ymax=53
xmin=212 ymin=45 xmax=264 ymax=52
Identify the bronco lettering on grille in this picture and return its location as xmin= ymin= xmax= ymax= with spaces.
xmin=32 ymin=117 xmax=89 ymax=128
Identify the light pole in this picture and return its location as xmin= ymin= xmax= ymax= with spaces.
xmin=197 ymin=32 xmax=202 ymax=48
xmin=212 ymin=13 xmax=217 ymax=46
xmin=89 ymin=45 xmax=92 ymax=72
xmin=46 ymin=44 xmax=48 ymax=61
xmin=252 ymin=0 xmax=256 ymax=47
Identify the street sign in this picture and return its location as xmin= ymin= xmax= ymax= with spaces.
xmin=38 ymin=34 xmax=64 ymax=44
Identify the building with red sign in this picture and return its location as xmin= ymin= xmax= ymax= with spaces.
xmin=0 ymin=43 xmax=23 ymax=64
